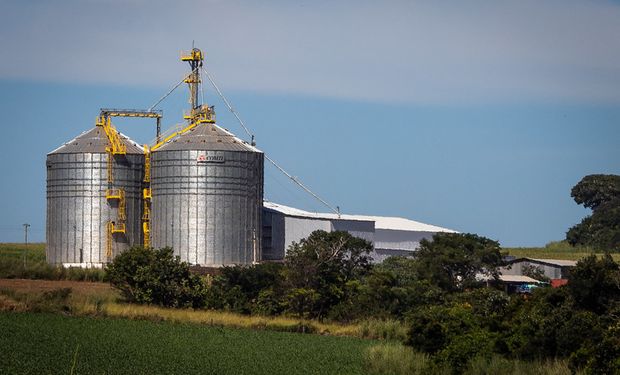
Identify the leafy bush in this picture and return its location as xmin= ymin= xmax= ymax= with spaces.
xmin=405 ymin=305 xmax=478 ymax=354
xmin=106 ymin=247 xmax=207 ymax=308
xmin=253 ymin=288 xmax=285 ymax=316
xmin=434 ymin=330 xmax=496 ymax=374
xmin=205 ymin=263 xmax=285 ymax=314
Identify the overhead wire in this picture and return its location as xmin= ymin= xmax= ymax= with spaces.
xmin=265 ymin=163 xmax=312 ymax=208
xmin=201 ymin=67 xmax=254 ymax=141
xmin=146 ymin=62 xmax=342 ymax=217
xmin=148 ymin=66 xmax=200 ymax=111
xmin=264 ymin=155 xmax=340 ymax=216
xmin=201 ymin=64 xmax=341 ymax=216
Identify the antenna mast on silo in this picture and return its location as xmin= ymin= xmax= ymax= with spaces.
xmin=180 ymin=48 xmax=216 ymax=125
xmin=182 ymin=48 xmax=203 ymax=112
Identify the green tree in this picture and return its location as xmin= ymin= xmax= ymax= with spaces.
xmin=568 ymin=254 xmax=620 ymax=314
xmin=413 ymin=233 xmax=505 ymax=292
xmin=571 ymin=174 xmax=620 ymax=210
xmin=106 ymin=247 xmax=207 ymax=308
xmin=283 ymin=230 xmax=373 ymax=319
xmin=567 ymin=174 xmax=620 ymax=251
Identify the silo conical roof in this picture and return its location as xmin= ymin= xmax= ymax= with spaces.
xmin=48 ymin=127 xmax=144 ymax=154
xmin=155 ymin=123 xmax=261 ymax=153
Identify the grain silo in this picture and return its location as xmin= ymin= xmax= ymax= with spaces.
xmin=46 ymin=122 xmax=145 ymax=266
xmin=149 ymin=48 xmax=264 ymax=266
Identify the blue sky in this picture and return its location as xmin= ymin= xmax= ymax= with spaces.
xmin=0 ymin=0 xmax=619 ymax=246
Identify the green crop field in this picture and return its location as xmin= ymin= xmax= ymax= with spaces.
xmin=0 ymin=312 xmax=374 ymax=375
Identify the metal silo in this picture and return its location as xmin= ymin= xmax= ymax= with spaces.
xmin=150 ymin=122 xmax=264 ymax=266
xmin=46 ymin=126 xmax=144 ymax=267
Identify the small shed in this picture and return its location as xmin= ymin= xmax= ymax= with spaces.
xmin=499 ymin=275 xmax=543 ymax=294
xmin=479 ymin=274 xmax=543 ymax=294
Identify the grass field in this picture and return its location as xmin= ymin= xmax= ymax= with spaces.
xmin=0 ymin=312 xmax=375 ymax=375
xmin=503 ymin=241 xmax=620 ymax=262
xmin=0 ymin=243 xmax=46 ymax=262
xmin=0 ymin=243 xmax=105 ymax=281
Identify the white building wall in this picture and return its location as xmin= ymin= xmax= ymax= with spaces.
xmin=283 ymin=216 xmax=331 ymax=251
xmin=331 ymin=219 xmax=375 ymax=244
xmin=374 ymin=229 xmax=435 ymax=251
xmin=262 ymin=202 xmax=456 ymax=263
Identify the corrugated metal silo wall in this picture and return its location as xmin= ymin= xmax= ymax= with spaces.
xmin=150 ymin=150 xmax=264 ymax=265
xmin=46 ymin=153 xmax=144 ymax=265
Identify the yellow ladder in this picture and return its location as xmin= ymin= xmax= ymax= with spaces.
xmin=144 ymin=146 xmax=151 ymax=182
xmin=97 ymin=115 xmax=126 ymax=184
xmin=105 ymin=188 xmax=126 ymax=259
xmin=142 ymin=188 xmax=151 ymax=248
xmin=97 ymin=116 xmax=126 ymax=155
xmin=106 ymin=189 xmax=127 ymax=226
xmin=142 ymin=145 xmax=152 ymax=248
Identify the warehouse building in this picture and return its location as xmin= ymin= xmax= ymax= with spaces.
xmin=262 ymin=202 xmax=458 ymax=262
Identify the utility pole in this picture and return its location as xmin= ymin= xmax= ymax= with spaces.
xmin=23 ymin=223 xmax=30 ymax=246
xmin=23 ymin=223 xmax=30 ymax=268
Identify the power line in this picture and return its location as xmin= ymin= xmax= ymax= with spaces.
xmin=148 ymin=67 xmax=199 ymax=111
xmin=201 ymin=66 xmax=254 ymax=142
xmin=147 ymin=62 xmax=341 ymax=217
xmin=264 ymin=155 xmax=340 ymax=216
xmin=201 ymin=65 xmax=340 ymax=216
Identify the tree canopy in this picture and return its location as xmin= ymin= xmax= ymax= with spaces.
xmin=570 ymin=174 xmax=620 ymax=210
xmin=284 ymin=230 xmax=373 ymax=318
xmin=412 ymin=233 xmax=504 ymax=292
xmin=567 ymin=174 xmax=620 ymax=251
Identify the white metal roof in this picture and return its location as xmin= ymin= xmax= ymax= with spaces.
xmin=478 ymin=273 xmax=543 ymax=283
xmin=263 ymin=201 xmax=457 ymax=233
xmin=498 ymin=275 xmax=543 ymax=283
xmin=508 ymin=258 xmax=578 ymax=267
xmin=529 ymin=258 xmax=578 ymax=267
